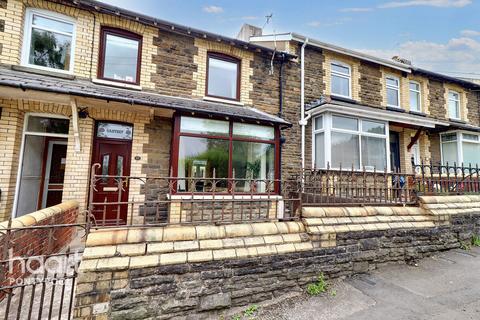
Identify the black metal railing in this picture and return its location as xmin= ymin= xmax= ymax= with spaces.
xmin=299 ymin=165 xmax=416 ymax=206
xmin=413 ymin=162 xmax=480 ymax=194
xmin=87 ymin=164 xmax=302 ymax=228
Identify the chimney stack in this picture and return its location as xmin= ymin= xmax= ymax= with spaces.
xmin=236 ymin=24 xmax=262 ymax=42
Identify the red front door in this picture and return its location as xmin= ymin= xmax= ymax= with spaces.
xmin=91 ymin=123 xmax=132 ymax=225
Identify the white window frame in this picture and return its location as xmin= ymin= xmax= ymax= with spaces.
xmin=21 ymin=8 xmax=76 ymax=74
xmin=12 ymin=113 xmax=70 ymax=217
xmin=448 ymin=90 xmax=461 ymax=120
xmin=312 ymin=113 xmax=390 ymax=172
xmin=386 ymin=75 xmax=401 ymax=108
xmin=409 ymin=80 xmax=421 ymax=112
xmin=330 ymin=61 xmax=352 ymax=99
xmin=440 ymin=131 xmax=480 ymax=166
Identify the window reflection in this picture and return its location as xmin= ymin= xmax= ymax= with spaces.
xmin=207 ymin=55 xmax=239 ymax=100
xmin=177 ymin=136 xmax=229 ymax=192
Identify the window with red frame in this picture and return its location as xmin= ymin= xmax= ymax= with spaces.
xmin=98 ymin=27 xmax=142 ymax=85
xmin=174 ymin=116 xmax=278 ymax=193
xmin=206 ymin=53 xmax=240 ymax=101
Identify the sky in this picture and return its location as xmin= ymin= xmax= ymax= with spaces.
xmin=101 ymin=0 xmax=480 ymax=78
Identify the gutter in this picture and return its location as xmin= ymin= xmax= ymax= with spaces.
xmin=251 ymin=33 xmax=411 ymax=73
xmin=299 ymin=38 xmax=309 ymax=172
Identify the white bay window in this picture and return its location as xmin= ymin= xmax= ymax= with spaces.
xmin=441 ymin=131 xmax=480 ymax=166
xmin=313 ymin=114 xmax=388 ymax=171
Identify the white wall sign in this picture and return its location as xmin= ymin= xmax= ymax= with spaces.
xmin=97 ymin=123 xmax=133 ymax=140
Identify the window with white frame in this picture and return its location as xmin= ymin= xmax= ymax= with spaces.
xmin=441 ymin=131 xmax=480 ymax=166
xmin=386 ymin=76 xmax=400 ymax=108
xmin=22 ymin=9 xmax=76 ymax=73
xmin=448 ymin=90 xmax=461 ymax=120
xmin=409 ymin=81 xmax=421 ymax=112
xmin=331 ymin=61 xmax=351 ymax=98
xmin=313 ymin=114 xmax=388 ymax=171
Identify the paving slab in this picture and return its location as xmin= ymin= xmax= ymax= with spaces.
xmin=258 ymin=247 xmax=480 ymax=320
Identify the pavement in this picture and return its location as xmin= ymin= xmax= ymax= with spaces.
xmin=258 ymin=247 xmax=480 ymax=320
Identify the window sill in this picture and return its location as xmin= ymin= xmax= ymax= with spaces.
xmin=330 ymin=94 xmax=356 ymax=104
xmin=449 ymin=118 xmax=466 ymax=124
xmin=203 ymin=96 xmax=244 ymax=106
xmin=409 ymin=110 xmax=426 ymax=117
xmin=92 ymin=78 xmax=142 ymax=91
xmin=13 ymin=65 xmax=75 ymax=80
xmin=386 ymin=106 xmax=405 ymax=113
xmin=168 ymin=194 xmax=283 ymax=200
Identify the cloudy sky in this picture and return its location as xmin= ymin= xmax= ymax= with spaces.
xmin=101 ymin=0 xmax=480 ymax=78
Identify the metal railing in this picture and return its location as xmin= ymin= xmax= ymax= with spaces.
xmin=87 ymin=164 xmax=302 ymax=228
xmin=413 ymin=162 xmax=480 ymax=194
xmin=0 ymin=222 xmax=85 ymax=319
xmin=299 ymin=165 xmax=417 ymax=206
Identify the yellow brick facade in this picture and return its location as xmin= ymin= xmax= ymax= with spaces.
xmin=323 ymin=50 xmax=361 ymax=101
xmin=0 ymin=97 xmax=153 ymax=220
xmin=192 ymin=38 xmax=254 ymax=105
xmin=0 ymin=0 xmax=157 ymax=89
xmin=444 ymin=83 xmax=469 ymax=121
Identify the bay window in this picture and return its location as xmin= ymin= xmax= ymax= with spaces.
xmin=313 ymin=114 xmax=388 ymax=171
xmin=22 ymin=8 xmax=76 ymax=73
xmin=175 ymin=117 xmax=277 ymax=193
xmin=441 ymin=131 xmax=480 ymax=166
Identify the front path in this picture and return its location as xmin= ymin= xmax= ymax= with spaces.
xmin=259 ymin=247 xmax=480 ymax=320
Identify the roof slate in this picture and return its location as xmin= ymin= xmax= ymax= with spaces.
xmin=0 ymin=67 xmax=290 ymax=126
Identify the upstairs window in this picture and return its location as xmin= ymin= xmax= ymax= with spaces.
xmin=448 ymin=90 xmax=461 ymax=120
xmin=98 ymin=27 xmax=142 ymax=85
xmin=386 ymin=76 xmax=400 ymax=108
xmin=331 ymin=61 xmax=351 ymax=98
xmin=22 ymin=9 xmax=76 ymax=73
xmin=409 ymin=81 xmax=421 ymax=112
xmin=206 ymin=53 xmax=240 ymax=101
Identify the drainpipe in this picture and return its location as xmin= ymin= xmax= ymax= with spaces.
xmin=299 ymin=38 xmax=309 ymax=173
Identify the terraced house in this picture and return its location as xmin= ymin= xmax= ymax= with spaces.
xmin=249 ymin=30 xmax=480 ymax=176
xmin=0 ymin=0 xmax=301 ymax=224
xmin=1 ymin=1 xmax=480 ymax=320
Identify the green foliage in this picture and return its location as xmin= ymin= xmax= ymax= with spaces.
xmin=330 ymin=289 xmax=337 ymax=297
xmin=231 ymin=315 xmax=241 ymax=320
xmin=244 ymin=305 xmax=259 ymax=317
xmin=472 ymin=235 xmax=480 ymax=247
xmin=460 ymin=241 xmax=471 ymax=251
xmin=306 ymin=273 xmax=328 ymax=296
xmin=30 ymin=29 xmax=70 ymax=69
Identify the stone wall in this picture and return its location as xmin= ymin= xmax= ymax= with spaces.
xmin=467 ymin=90 xmax=480 ymax=127
xmin=428 ymin=80 xmax=447 ymax=120
xmin=359 ymin=61 xmax=383 ymax=107
xmin=74 ymin=196 xmax=480 ymax=319
xmin=152 ymin=31 xmax=198 ymax=97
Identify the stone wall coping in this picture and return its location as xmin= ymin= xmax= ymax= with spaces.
xmin=303 ymin=205 xmax=426 ymax=218
xmin=419 ymin=195 xmax=480 ymax=204
xmin=0 ymin=200 xmax=79 ymax=231
xmin=168 ymin=194 xmax=283 ymax=200
xmin=85 ymin=221 xmax=305 ymax=247
xmin=78 ymin=241 xmax=315 ymax=273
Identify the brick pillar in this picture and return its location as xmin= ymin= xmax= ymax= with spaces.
xmin=63 ymin=117 xmax=94 ymax=216
xmin=0 ymin=104 xmax=24 ymax=221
